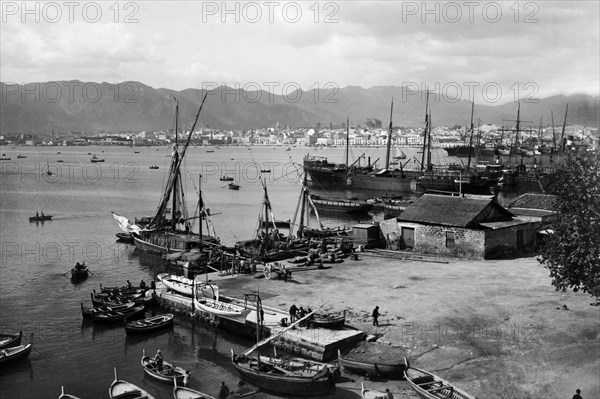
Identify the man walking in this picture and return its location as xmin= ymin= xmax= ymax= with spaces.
xmin=218 ymin=381 xmax=230 ymax=399
xmin=573 ymin=388 xmax=583 ymax=399
xmin=372 ymin=306 xmax=380 ymax=327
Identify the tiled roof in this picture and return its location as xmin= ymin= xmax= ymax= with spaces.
xmin=397 ymin=194 xmax=513 ymax=227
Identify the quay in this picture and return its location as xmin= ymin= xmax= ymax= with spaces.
xmin=151 ymin=270 xmax=364 ymax=362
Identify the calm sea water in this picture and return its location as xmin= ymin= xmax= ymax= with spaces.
xmin=0 ymin=144 xmax=516 ymax=398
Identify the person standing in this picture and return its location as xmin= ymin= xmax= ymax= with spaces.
xmin=372 ymin=306 xmax=380 ymax=327
xmin=573 ymin=388 xmax=583 ymax=399
xmin=289 ymin=304 xmax=298 ymax=323
xmin=154 ymin=349 xmax=163 ymax=371
xmin=218 ymin=381 xmax=230 ymax=399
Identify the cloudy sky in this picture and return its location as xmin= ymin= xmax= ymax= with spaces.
xmin=1 ymin=1 xmax=599 ymax=104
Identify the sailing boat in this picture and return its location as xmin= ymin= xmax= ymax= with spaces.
xmin=230 ymin=292 xmax=336 ymax=396
xmin=235 ymin=178 xmax=307 ymax=262
xmin=129 ymin=96 xmax=221 ymax=254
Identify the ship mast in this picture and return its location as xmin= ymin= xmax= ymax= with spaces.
xmin=551 ymin=110 xmax=557 ymax=149
xmin=514 ymin=102 xmax=521 ymax=152
xmin=426 ymin=111 xmax=432 ymax=170
xmin=560 ymin=104 xmax=568 ymax=151
xmin=172 ymin=99 xmax=179 ymax=229
xmin=385 ymin=98 xmax=394 ymax=170
xmin=345 ymin=117 xmax=349 ymax=174
xmin=467 ymin=101 xmax=475 ymax=169
xmin=420 ymin=90 xmax=429 ymax=171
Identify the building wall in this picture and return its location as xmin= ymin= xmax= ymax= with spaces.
xmin=484 ymin=222 xmax=541 ymax=258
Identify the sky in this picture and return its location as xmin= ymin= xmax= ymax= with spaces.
xmin=1 ymin=1 xmax=599 ymax=105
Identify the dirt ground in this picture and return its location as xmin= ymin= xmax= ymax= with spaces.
xmin=215 ymin=253 xmax=600 ymax=399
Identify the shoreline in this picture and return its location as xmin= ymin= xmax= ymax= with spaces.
xmin=207 ymin=253 xmax=599 ymax=399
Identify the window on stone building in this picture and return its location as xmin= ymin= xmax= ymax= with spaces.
xmin=446 ymin=231 xmax=456 ymax=248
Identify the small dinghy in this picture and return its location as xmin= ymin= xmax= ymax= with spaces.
xmin=125 ymin=313 xmax=174 ymax=334
xmin=0 ymin=330 xmax=22 ymax=350
xmin=140 ymin=349 xmax=189 ymax=385
xmin=404 ymin=359 xmax=477 ymax=399
xmin=109 ymin=367 xmax=155 ymax=399
xmin=173 ymin=378 xmax=215 ymax=399
xmin=0 ymin=341 xmax=32 ymax=366
xmin=58 ymin=385 xmax=83 ymax=399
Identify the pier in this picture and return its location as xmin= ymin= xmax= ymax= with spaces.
xmin=152 ymin=273 xmax=364 ymax=362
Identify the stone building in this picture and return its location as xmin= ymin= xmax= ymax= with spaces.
xmin=380 ymin=194 xmax=543 ymax=259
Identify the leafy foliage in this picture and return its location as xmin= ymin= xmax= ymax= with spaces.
xmin=538 ymin=150 xmax=600 ymax=303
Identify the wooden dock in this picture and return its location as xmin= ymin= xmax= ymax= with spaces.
xmin=152 ymin=282 xmax=364 ymax=361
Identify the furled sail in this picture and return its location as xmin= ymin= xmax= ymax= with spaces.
xmin=112 ymin=212 xmax=141 ymax=235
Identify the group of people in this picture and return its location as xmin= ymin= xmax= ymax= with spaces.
xmin=288 ymin=304 xmax=313 ymax=326
xmin=35 ymin=211 xmax=45 ymax=218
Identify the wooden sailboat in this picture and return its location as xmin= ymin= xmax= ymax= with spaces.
xmin=230 ymin=292 xmax=336 ymax=396
xmin=235 ymin=178 xmax=307 ymax=261
xmin=130 ymin=96 xmax=219 ymax=254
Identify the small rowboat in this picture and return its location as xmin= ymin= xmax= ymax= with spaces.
xmin=81 ymin=302 xmax=135 ymax=319
xmin=310 ymin=311 xmax=346 ymax=329
xmin=70 ymin=264 xmax=89 ymax=280
xmin=91 ymin=291 xmax=144 ymax=307
xmin=59 ymin=385 xmax=83 ymax=399
xmin=125 ymin=314 xmax=174 ymax=334
xmin=140 ymin=350 xmax=189 ymax=385
xmin=404 ymin=360 xmax=476 ymax=399
xmin=0 ymin=343 xmax=32 ymax=366
xmin=99 ymin=283 xmax=145 ymax=295
xmin=0 ymin=330 xmax=22 ymax=350
xmin=338 ymin=349 xmax=407 ymax=379
xmin=173 ymin=378 xmax=215 ymax=399
xmin=92 ymin=304 xmax=145 ymax=324
xmin=361 ymin=382 xmax=392 ymax=399
xmin=109 ymin=367 xmax=155 ymax=399
xmin=193 ymin=297 xmax=247 ymax=317
xmin=228 ymin=182 xmax=240 ymax=190
xmin=29 ymin=215 xmax=52 ymax=222
xmin=115 ymin=232 xmax=134 ymax=244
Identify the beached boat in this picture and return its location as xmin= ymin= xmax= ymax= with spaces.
xmin=338 ymin=349 xmax=407 ymax=379
xmin=59 ymin=386 xmax=82 ymax=399
xmin=140 ymin=349 xmax=189 ymax=384
xmin=405 ymin=362 xmax=476 ymax=399
xmin=29 ymin=214 xmax=52 ymax=222
xmin=361 ymin=382 xmax=393 ymax=399
xmin=0 ymin=343 xmax=32 ymax=366
xmin=173 ymin=378 xmax=215 ymax=399
xmin=0 ymin=330 xmax=22 ymax=350
xmin=109 ymin=367 xmax=156 ymax=399
xmin=125 ymin=314 xmax=174 ymax=334
xmin=17 ymin=154 xmax=27 ymax=158
xmin=310 ymin=311 xmax=346 ymax=329
xmin=92 ymin=304 xmax=145 ymax=324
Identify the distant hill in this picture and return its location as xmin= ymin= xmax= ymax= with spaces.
xmin=1 ymin=81 xmax=598 ymax=133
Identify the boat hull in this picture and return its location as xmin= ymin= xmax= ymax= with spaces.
xmin=405 ymin=366 xmax=476 ymax=399
xmin=0 ymin=343 xmax=32 ymax=366
xmin=0 ymin=331 xmax=22 ymax=350
xmin=125 ymin=314 xmax=174 ymax=334
xmin=306 ymin=166 xmax=418 ymax=192
xmin=232 ymin=356 xmax=336 ymax=397
xmin=338 ymin=349 xmax=406 ymax=379
xmin=140 ymin=355 xmax=187 ymax=384
xmin=193 ymin=297 xmax=246 ymax=317
xmin=310 ymin=314 xmax=345 ymax=329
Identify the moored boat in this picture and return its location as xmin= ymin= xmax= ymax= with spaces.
xmin=109 ymin=367 xmax=156 ymax=399
xmin=92 ymin=304 xmax=145 ymax=324
xmin=231 ymin=351 xmax=336 ymax=397
xmin=157 ymin=273 xmax=195 ymax=296
xmin=125 ymin=314 xmax=174 ymax=334
xmin=81 ymin=302 xmax=135 ymax=319
xmin=404 ymin=361 xmax=476 ymax=399
xmin=0 ymin=330 xmax=22 ymax=350
xmin=338 ymin=349 xmax=407 ymax=379
xmin=90 ymin=155 xmax=105 ymax=163
xmin=228 ymin=182 xmax=240 ymax=190
xmin=310 ymin=195 xmax=374 ymax=214
xmin=219 ymin=175 xmax=234 ymax=181
xmin=173 ymin=378 xmax=215 ymax=399
xmin=0 ymin=342 xmax=32 ymax=366
xmin=70 ymin=263 xmax=89 ymax=280
xmin=115 ymin=232 xmax=134 ymax=244
xmin=193 ymin=296 xmax=247 ymax=318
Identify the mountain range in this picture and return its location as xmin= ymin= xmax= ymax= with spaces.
xmin=1 ymin=81 xmax=598 ymax=133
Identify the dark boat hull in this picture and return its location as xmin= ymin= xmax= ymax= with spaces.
xmin=0 ymin=331 xmax=22 ymax=350
xmin=232 ymin=356 xmax=336 ymax=397
xmin=29 ymin=216 xmax=52 ymax=222
xmin=310 ymin=314 xmax=345 ymax=329
xmin=307 ymin=166 xmax=418 ymax=192
xmin=0 ymin=343 xmax=32 ymax=366
xmin=125 ymin=314 xmax=174 ymax=334
xmin=338 ymin=350 xmax=406 ymax=379
xmin=405 ymin=366 xmax=476 ymax=399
